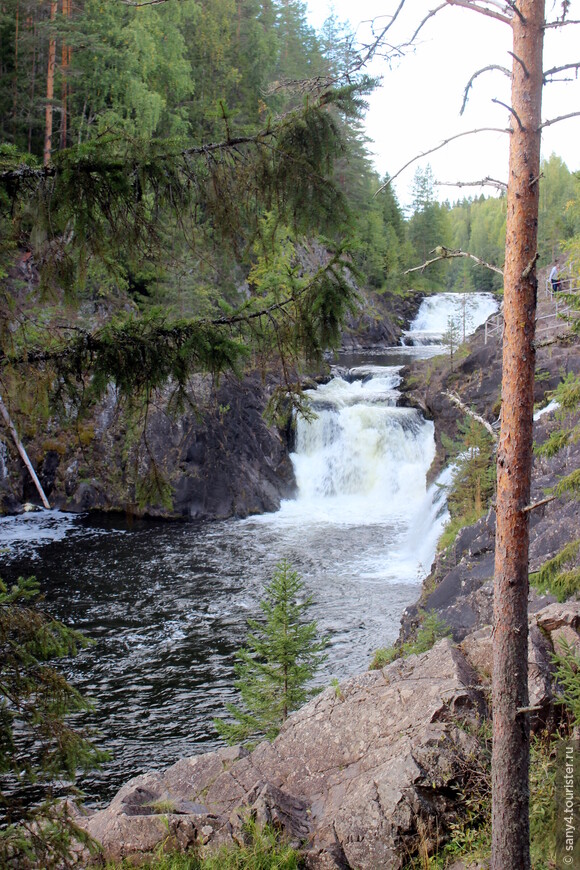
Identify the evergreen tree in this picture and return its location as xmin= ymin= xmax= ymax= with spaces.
xmin=0 ymin=576 xmax=106 ymax=866
xmin=407 ymin=164 xmax=452 ymax=289
xmin=215 ymin=560 xmax=327 ymax=747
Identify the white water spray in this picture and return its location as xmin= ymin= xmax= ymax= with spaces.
xmin=403 ymin=292 xmax=498 ymax=346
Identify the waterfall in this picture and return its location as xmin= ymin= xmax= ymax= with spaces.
xmin=254 ymin=365 xmax=449 ymax=585
xmin=403 ymin=292 xmax=499 ymax=346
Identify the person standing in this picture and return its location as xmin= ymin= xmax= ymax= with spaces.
xmin=549 ymin=261 xmax=561 ymax=293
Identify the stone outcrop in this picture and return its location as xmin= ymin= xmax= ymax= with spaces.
xmin=1 ymin=372 xmax=296 ymax=520
xmin=398 ymin=407 xmax=580 ymax=645
xmin=76 ymin=602 xmax=580 ymax=867
xmin=78 ymin=639 xmax=487 ymax=868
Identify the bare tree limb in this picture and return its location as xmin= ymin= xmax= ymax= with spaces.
xmin=122 ymin=0 xmax=184 ymax=6
xmin=375 ymin=127 xmax=510 ymax=194
xmin=408 ymin=4 xmax=447 ymax=44
xmin=492 ymin=98 xmax=524 ymax=129
xmin=444 ymin=0 xmax=512 ymax=26
xmin=444 ymin=391 xmax=499 ymax=441
xmin=539 ymin=110 xmax=580 ymax=129
xmin=522 ymin=495 xmax=557 ymax=513
xmin=508 ymin=51 xmax=530 ymax=77
xmin=436 ymin=176 xmax=508 ymax=190
xmin=544 ymin=19 xmax=580 ymax=28
xmin=461 ymin=64 xmax=511 ymax=114
xmin=543 ymin=61 xmax=580 ymax=80
xmin=405 ymin=245 xmax=504 ymax=276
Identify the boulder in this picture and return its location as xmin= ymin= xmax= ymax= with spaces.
xmin=79 ymin=640 xmax=486 ymax=868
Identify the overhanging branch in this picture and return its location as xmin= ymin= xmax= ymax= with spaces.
xmin=461 ymin=64 xmax=511 ymax=114
xmin=436 ymin=176 xmax=507 ymax=190
xmin=375 ymin=127 xmax=510 ymax=193
xmin=404 ymin=245 xmax=504 ymax=276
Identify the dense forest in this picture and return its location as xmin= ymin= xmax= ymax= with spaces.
xmin=1 ymin=0 xmax=579 ymax=316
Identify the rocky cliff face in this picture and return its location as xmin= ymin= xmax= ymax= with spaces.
xmin=1 ymin=372 xmax=296 ymax=520
xmin=396 ymin=309 xmax=580 ymax=645
xmin=0 ymin=289 xmax=420 ymax=520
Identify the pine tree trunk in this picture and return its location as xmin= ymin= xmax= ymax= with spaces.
xmin=60 ymin=0 xmax=71 ymax=149
xmin=43 ymin=0 xmax=57 ymax=166
xmin=491 ymin=2 xmax=544 ymax=868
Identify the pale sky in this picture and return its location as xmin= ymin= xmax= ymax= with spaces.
xmin=305 ymin=0 xmax=580 ymax=209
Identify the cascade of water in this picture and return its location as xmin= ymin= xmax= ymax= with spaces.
xmin=255 ymin=364 xmax=447 ymax=585
xmin=403 ymin=292 xmax=499 ymax=346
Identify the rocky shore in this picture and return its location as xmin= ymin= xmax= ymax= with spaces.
xmin=71 ymin=601 xmax=580 ymax=869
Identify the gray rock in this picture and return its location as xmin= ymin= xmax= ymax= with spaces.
xmin=78 ymin=640 xmax=486 ymax=868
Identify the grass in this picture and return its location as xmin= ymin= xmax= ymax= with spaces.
xmin=369 ymin=611 xmax=451 ymax=670
xmin=105 ymin=821 xmax=303 ymax=870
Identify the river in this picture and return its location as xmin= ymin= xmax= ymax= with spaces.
xmin=0 ymin=292 xmax=497 ymax=804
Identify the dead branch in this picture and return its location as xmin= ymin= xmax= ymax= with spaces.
xmin=122 ymin=0 xmax=185 ymax=6
xmin=444 ymin=391 xmax=499 ymax=441
xmin=522 ymin=495 xmax=557 ymax=514
xmin=461 ymin=64 xmax=511 ymax=114
xmin=444 ymin=0 xmax=512 ymax=26
xmin=508 ymin=51 xmax=530 ymax=77
xmin=492 ymin=98 xmax=524 ymax=129
xmin=539 ymin=110 xmax=580 ymax=129
xmin=375 ymin=126 xmax=510 ymax=194
xmin=405 ymin=246 xmax=504 ymax=276
xmin=543 ymin=61 xmax=580 ymax=80
xmin=544 ymin=19 xmax=580 ymax=28
xmin=436 ymin=177 xmax=507 ymax=190
xmin=408 ymin=4 xmax=447 ymax=44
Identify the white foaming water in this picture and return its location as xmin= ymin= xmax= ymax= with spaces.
xmin=403 ymin=292 xmax=499 ymax=346
xmin=254 ymin=366 xmax=447 ymax=585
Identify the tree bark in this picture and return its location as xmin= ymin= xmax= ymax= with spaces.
xmin=43 ymin=0 xmax=57 ymax=166
xmin=60 ymin=0 xmax=71 ymax=149
xmin=491 ymin=2 xmax=544 ymax=868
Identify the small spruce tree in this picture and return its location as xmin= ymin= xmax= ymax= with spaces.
xmin=215 ymin=560 xmax=327 ymax=747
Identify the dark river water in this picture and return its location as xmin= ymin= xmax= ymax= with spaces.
xmin=0 ymin=294 xmax=498 ymax=806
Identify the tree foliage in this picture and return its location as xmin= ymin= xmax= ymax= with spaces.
xmin=0 ymin=576 xmax=106 ymax=866
xmin=215 ymin=560 xmax=327 ymax=747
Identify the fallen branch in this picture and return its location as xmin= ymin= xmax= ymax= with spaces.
xmin=444 ymin=391 xmax=499 ymax=441
xmin=0 ymin=395 xmax=50 ymax=509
